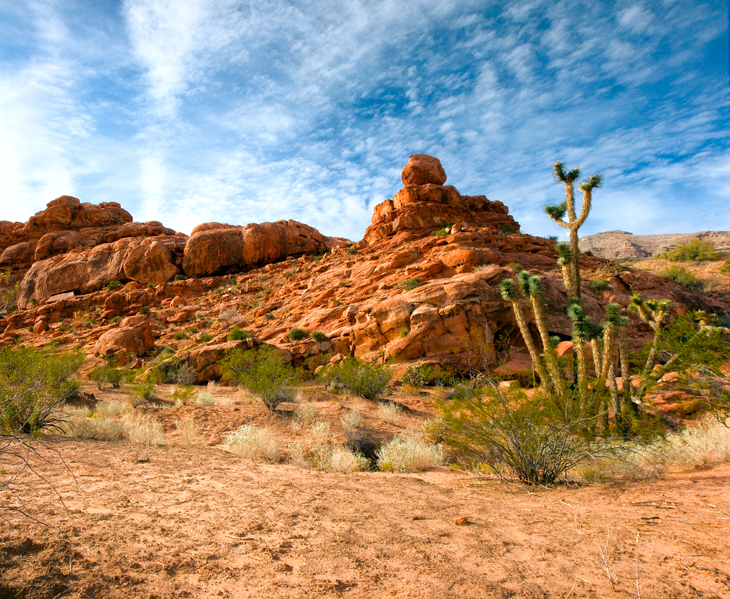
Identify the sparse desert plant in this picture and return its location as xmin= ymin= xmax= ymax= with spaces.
xmin=661 ymin=265 xmax=701 ymax=289
xmin=318 ymin=445 xmax=370 ymax=473
xmin=89 ymin=364 xmax=128 ymax=390
xmin=106 ymin=280 xmax=122 ymax=291
xmin=376 ymin=402 xmax=402 ymax=425
xmin=227 ymin=326 xmax=250 ymax=341
xmin=292 ymin=403 xmax=319 ymax=431
xmin=219 ymin=308 xmax=245 ymax=324
xmin=197 ymin=332 xmax=214 ymax=343
xmin=340 ymin=409 xmax=364 ymax=434
xmin=111 ymin=315 xmax=122 ymax=324
xmin=588 ymin=277 xmax=611 ymax=294
xmin=139 ymin=305 xmax=150 ymax=315
xmin=122 ymin=412 xmax=165 ymax=462
xmin=130 ymin=381 xmax=156 ymax=406
xmin=311 ymin=330 xmax=328 ymax=343
xmin=377 ymin=435 xmax=445 ymax=472
xmin=61 ymin=403 xmax=126 ymax=441
xmin=431 ymin=227 xmax=450 ymax=237
xmin=499 ymin=224 xmax=516 ymax=234
xmin=720 ymin=260 xmax=730 ymax=275
xmin=321 ymin=359 xmax=391 ymax=400
xmin=400 ymin=361 xmax=434 ymax=388
xmin=0 ymin=270 xmax=19 ymax=315
xmin=221 ymin=346 xmax=296 ymax=411
xmin=195 ymin=392 xmax=215 ymax=406
xmin=399 ymin=277 xmax=421 ymax=291
xmin=174 ymin=416 xmax=202 ymax=447
xmin=174 ymin=331 xmax=188 ymax=341
xmin=288 ymin=327 xmax=309 ymax=341
xmin=660 ymin=239 xmax=720 ymax=262
xmin=223 ymin=424 xmax=280 ymax=462
xmin=172 ymin=385 xmax=198 ymax=406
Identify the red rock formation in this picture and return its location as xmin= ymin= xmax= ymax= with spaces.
xmin=401 ymin=153 xmax=447 ymax=186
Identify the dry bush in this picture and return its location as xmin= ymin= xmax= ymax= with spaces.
xmin=174 ymin=416 xmax=203 ymax=447
xmin=377 ymin=435 xmax=445 ymax=472
xmin=340 ymin=409 xmax=363 ymax=434
xmin=122 ymin=413 xmax=165 ymax=462
xmin=223 ymin=424 xmax=280 ymax=462
xmin=291 ymin=403 xmax=319 ymax=431
xmin=61 ymin=402 xmax=130 ymax=441
xmin=288 ymin=421 xmax=369 ymax=472
xmin=219 ymin=308 xmax=245 ymax=324
xmin=579 ymin=416 xmax=730 ymax=481
xmin=376 ymin=402 xmax=402 ymax=425
xmin=195 ymin=391 xmax=215 ymax=406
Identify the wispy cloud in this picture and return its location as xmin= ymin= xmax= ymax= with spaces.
xmin=0 ymin=0 xmax=727 ymax=241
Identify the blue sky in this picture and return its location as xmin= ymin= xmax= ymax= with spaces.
xmin=0 ymin=0 xmax=728 ymax=241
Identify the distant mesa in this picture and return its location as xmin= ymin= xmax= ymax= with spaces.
xmin=580 ymin=230 xmax=730 ymax=260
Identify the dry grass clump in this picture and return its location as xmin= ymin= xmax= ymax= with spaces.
xmin=340 ymin=409 xmax=364 ymax=434
xmin=376 ymin=402 xmax=402 ymax=425
xmin=291 ymin=403 xmax=319 ymax=431
xmin=223 ymin=424 xmax=280 ymax=462
xmin=377 ymin=435 xmax=445 ymax=472
xmin=579 ymin=416 xmax=730 ymax=481
xmin=122 ymin=412 xmax=165 ymax=462
xmin=174 ymin=416 xmax=203 ymax=447
xmin=289 ymin=421 xmax=369 ymax=472
xmin=61 ymin=401 xmax=131 ymax=441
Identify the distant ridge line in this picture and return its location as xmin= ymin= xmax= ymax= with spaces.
xmin=579 ymin=230 xmax=730 ymax=260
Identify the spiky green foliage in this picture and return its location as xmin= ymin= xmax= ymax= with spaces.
xmin=588 ymin=278 xmax=611 ymax=293
xmin=556 ymin=243 xmax=573 ymax=265
xmin=499 ymin=279 xmax=516 ymax=301
xmin=544 ymin=202 xmax=567 ymax=221
xmin=603 ymin=303 xmax=628 ymax=328
xmin=528 ymin=275 xmax=542 ymax=297
xmin=579 ymin=174 xmax=603 ymax=191
xmin=516 ymin=270 xmax=531 ymax=296
xmin=552 ymin=161 xmax=580 ymax=183
xmin=567 ymin=302 xmax=602 ymax=342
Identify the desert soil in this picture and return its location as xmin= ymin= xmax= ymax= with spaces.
xmin=2 ymin=430 xmax=730 ymax=598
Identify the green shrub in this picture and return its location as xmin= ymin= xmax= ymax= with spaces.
xmin=506 ymin=262 xmax=522 ymax=270
xmin=288 ymin=327 xmax=309 ymax=341
xmin=720 ymin=260 xmax=730 ymax=275
xmin=661 ymin=239 xmax=720 ymax=262
xmin=106 ymin=280 xmax=122 ymax=291
xmin=399 ymin=277 xmax=421 ymax=291
xmin=400 ymin=361 xmax=434 ymax=388
xmin=0 ymin=348 xmax=84 ymax=435
xmin=321 ymin=359 xmax=391 ymax=400
xmin=89 ymin=364 xmax=128 ymax=390
xmin=197 ymin=332 xmax=214 ymax=343
xmin=439 ymin=385 xmax=606 ymax=484
xmin=347 ymin=247 xmax=357 ymax=255
xmin=499 ymin=224 xmax=516 ymax=235
xmin=139 ymin=305 xmax=150 ymax=315
xmin=221 ymin=346 xmax=296 ymax=411
xmin=111 ymin=315 xmax=122 ymax=324
xmin=172 ymin=385 xmax=198 ymax=406
xmin=174 ymin=331 xmax=188 ymax=341
xmin=264 ymin=312 xmax=274 ymax=320
xmin=431 ymin=227 xmax=450 ymax=237
xmin=173 ymin=274 xmax=186 ymax=281
xmin=131 ymin=381 xmax=156 ymax=406
xmin=588 ymin=278 xmax=611 ymax=293
xmin=661 ymin=265 xmax=701 ymax=289
xmin=227 ymin=327 xmax=250 ymax=341
xmin=311 ymin=331 xmax=328 ymax=343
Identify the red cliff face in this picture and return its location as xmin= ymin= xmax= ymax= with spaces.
xmin=0 ymin=158 xmax=726 ymax=380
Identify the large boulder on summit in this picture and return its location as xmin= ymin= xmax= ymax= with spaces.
xmin=24 ymin=196 xmax=133 ymax=237
xmin=401 ymin=154 xmax=447 ymax=186
xmin=182 ymin=220 xmax=337 ymax=278
xmin=123 ymin=240 xmax=179 ymax=286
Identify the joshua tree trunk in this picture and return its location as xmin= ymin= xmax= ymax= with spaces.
xmin=509 ymin=299 xmax=550 ymax=388
xmin=575 ymin=340 xmax=589 ymax=411
xmin=529 ymin=296 xmax=564 ymax=395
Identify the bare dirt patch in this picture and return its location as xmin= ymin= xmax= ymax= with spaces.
xmin=2 ymin=433 xmax=729 ymax=599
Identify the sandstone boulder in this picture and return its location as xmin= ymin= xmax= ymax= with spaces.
xmin=35 ymin=231 xmax=87 ymax=260
xmin=401 ymin=154 xmax=447 ymax=186
xmin=123 ymin=240 xmax=178 ymax=286
xmin=0 ymin=241 xmax=38 ymax=268
xmin=94 ymin=322 xmax=155 ymax=359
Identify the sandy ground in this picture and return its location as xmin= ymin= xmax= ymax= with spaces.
xmin=2 ymin=432 xmax=730 ymax=599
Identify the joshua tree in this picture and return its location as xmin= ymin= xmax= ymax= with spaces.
xmin=566 ymin=301 xmax=602 ymax=411
xmin=499 ymin=279 xmax=550 ymax=388
xmin=516 ymin=271 xmax=564 ymax=395
xmin=629 ymin=294 xmax=672 ymax=403
xmin=545 ymin=162 xmax=602 ymax=298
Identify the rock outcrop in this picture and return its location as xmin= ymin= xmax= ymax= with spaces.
xmin=579 ymin=230 xmax=730 ymax=260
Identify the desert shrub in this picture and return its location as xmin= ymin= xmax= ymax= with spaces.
xmin=289 ymin=421 xmax=369 ymax=472
xmin=439 ymin=385 xmax=603 ymax=484
xmin=219 ymin=308 xmax=244 ymax=323
xmin=172 ymin=385 xmax=198 ymax=406
xmin=506 ymin=262 xmax=522 ymax=270
xmin=227 ymin=326 xmax=249 ymax=341
xmin=221 ymin=346 xmax=296 ymax=411
xmin=223 ymin=424 xmax=280 ymax=462
xmin=197 ymin=332 xmax=214 ymax=343
xmin=376 ymin=402 xmax=402 ymax=425
xmin=340 ymin=409 xmax=364 ymax=434
xmin=173 ymin=274 xmax=186 ymax=281
xmin=111 ymin=316 xmax=122 ymax=324
xmin=318 ymin=446 xmax=370 ymax=473
xmin=431 ymin=227 xmax=450 ymax=237
xmin=400 ymin=361 xmax=434 ymax=388
xmin=89 ymin=364 xmax=128 ymax=390
xmin=195 ymin=392 xmax=215 ymax=406
xmin=661 ymin=265 xmax=701 ymax=289
xmin=399 ymin=277 xmax=421 ymax=291
xmin=122 ymin=412 xmax=165 ymax=462
xmin=0 ymin=347 xmax=84 ymax=435
xmin=61 ymin=403 xmax=128 ymax=441
xmin=346 ymin=246 xmax=358 ymax=255
xmin=377 ymin=435 xmax=445 ymax=472
xmin=106 ymin=280 xmax=122 ymax=291
xmin=588 ymin=278 xmax=610 ymax=293
xmin=174 ymin=332 xmax=188 ymax=341
xmin=130 ymin=381 xmax=156 ymax=406
xmin=311 ymin=330 xmax=328 ymax=342
xmin=292 ymin=403 xmax=319 ymax=431
xmin=139 ymin=306 xmax=150 ymax=315
xmin=288 ymin=327 xmax=309 ymax=341
xmin=264 ymin=312 xmax=274 ymax=320
xmin=500 ymin=224 xmax=516 ymax=234
xmin=321 ymin=359 xmax=391 ymax=400
xmin=174 ymin=416 xmax=202 ymax=447
xmin=718 ymin=260 xmax=730 ymax=275
xmin=661 ymin=239 xmax=720 ymax=262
